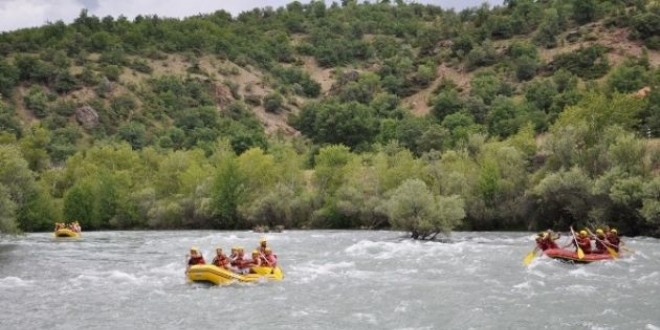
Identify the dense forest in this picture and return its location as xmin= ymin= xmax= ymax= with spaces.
xmin=1 ymin=0 xmax=660 ymax=237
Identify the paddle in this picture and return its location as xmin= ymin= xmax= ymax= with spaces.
xmin=587 ymin=229 xmax=618 ymax=259
xmin=569 ymin=226 xmax=585 ymax=260
xmin=523 ymin=246 xmax=539 ymax=266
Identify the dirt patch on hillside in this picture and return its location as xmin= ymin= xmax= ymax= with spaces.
xmin=302 ymin=56 xmax=334 ymax=94
xmin=251 ymin=105 xmax=300 ymax=136
xmin=539 ymin=25 xmax=660 ymax=67
xmin=403 ymin=63 xmax=472 ymax=116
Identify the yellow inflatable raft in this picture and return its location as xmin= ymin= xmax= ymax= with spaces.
xmin=186 ymin=265 xmax=283 ymax=285
xmin=53 ymin=228 xmax=81 ymax=238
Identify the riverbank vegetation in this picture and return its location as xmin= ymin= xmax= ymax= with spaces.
xmin=2 ymin=0 xmax=660 ymax=237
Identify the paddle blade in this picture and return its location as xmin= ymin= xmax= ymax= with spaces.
xmin=577 ymin=247 xmax=585 ymax=259
xmin=523 ymin=251 xmax=536 ymax=266
xmin=606 ymin=246 xmax=618 ymax=259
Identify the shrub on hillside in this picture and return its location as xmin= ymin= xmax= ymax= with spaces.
xmin=263 ymin=92 xmax=284 ymax=113
xmin=551 ymin=45 xmax=610 ymax=79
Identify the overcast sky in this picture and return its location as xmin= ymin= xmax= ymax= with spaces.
xmin=0 ymin=0 xmax=501 ymax=33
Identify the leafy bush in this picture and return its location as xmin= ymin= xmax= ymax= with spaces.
xmin=0 ymin=60 xmax=19 ymax=97
xmin=50 ymin=100 xmax=77 ymax=117
xmin=551 ymin=45 xmax=610 ymax=79
xmin=263 ymin=92 xmax=284 ymax=113
xmin=244 ymin=94 xmax=262 ymax=106
xmin=130 ymin=59 xmax=153 ymax=74
xmin=608 ymin=63 xmax=650 ymax=93
xmin=23 ymin=86 xmax=50 ymax=118
xmin=101 ymin=65 xmax=122 ymax=81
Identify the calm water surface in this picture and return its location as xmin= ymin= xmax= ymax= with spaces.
xmin=0 ymin=231 xmax=658 ymax=330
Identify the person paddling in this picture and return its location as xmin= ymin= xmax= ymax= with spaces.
xmin=264 ymin=247 xmax=277 ymax=268
xmin=592 ymin=229 xmax=607 ymax=254
xmin=606 ymin=228 xmax=621 ymax=252
xmin=257 ymin=237 xmax=269 ymax=255
xmin=245 ymin=250 xmax=263 ymax=272
xmin=186 ymin=246 xmax=205 ymax=272
xmin=231 ymin=247 xmax=250 ymax=274
xmin=576 ymin=230 xmax=592 ymax=254
xmin=563 ymin=230 xmax=592 ymax=254
xmin=212 ymin=246 xmax=230 ymax=270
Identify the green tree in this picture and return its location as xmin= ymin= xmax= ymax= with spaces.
xmin=607 ymin=63 xmax=649 ymax=93
xmin=0 ymin=59 xmax=19 ymax=97
xmin=573 ymin=0 xmax=597 ymax=24
xmin=432 ymin=90 xmax=464 ymax=121
xmin=63 ymin=181 xmax=97 ymax=229
xmin=385 ymin=178 xmax=464 ymax=239
xmin=117 ymin=122 xmax=147 ymax=150
xmin=0 ymin=145 xmax=38 ymax=231
xmin=530 ymin=167 xmax=593 ymax=229
xmin=0 ymin=184 xmax=18 ymax=233
xmin=211 ymin=156 xmax=246 ymax=229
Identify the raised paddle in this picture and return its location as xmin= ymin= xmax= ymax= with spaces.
xmin=570 ymin=226 xmax=585 ymax=260
xmin=523 ymin=246 xmax=539 ymax=266
xmin=587 ymin=229 xmax=618 ymax=259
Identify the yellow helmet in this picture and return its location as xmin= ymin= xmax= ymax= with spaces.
xmin=237 ymin=246 xmax=244 ymax=251
xmin=252 ymin=250 xmax=259 ymax=255
xmin=611 ymin=229 xmax=618 ymax=234
xmin=216 ymin=246 xmax=223 ymax=251
xmin=265 ymin=247 xmax=272 ymax=252
xmin=579 ymin=230 xmax=587 ymax=237
xmin=190 ymin=246 xmax=199 ymax=252
xmin=259 ymin=237 xmax=267 ymax=243
xmin=596 ymin=229 xmax=604 ymax=235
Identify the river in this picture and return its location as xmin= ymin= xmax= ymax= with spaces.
xmin=0 ymin=231 xmax=658 ymax=330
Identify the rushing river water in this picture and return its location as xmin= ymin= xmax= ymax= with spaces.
xmin=0 ymin=231 xmax=658 ymax=330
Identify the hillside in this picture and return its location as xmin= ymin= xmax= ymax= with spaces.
xmin=2 ymin=0 xmax=660 ymax=237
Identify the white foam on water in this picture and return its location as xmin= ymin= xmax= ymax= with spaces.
xmin=344 ymin=269 xmax=377 ymax=280
xmin=149 ymin=262 xmax=183 ymax=278
xmin=635 ymin=271 xmax=659 ymax=284
xmin=563 ymin=284 xmax=597 ymax=295
xmin=646 ymin=325 xmax=660 ymax=330
xmin=599 ymin=309 xmax=618 ymax=316
xmin=290 ymin=261 xmax=355 ymax=283
xmin=0 ymin=276 xmax=32 ymax=288
xmin=394 ymin=301 xmax=409 ymax=313
xmin=397 ymin=268 xmax=419 ymax=275
xmin=290 ymin=310 xmax=309 ymax=317
xmin=590 ymin=326 xmax=613 ymax=330
xmin=108 ymin=270 xmax=150 ymax=284
xmin=352 ymin=312 xmax=378 ymax=325
xmin=344 ymin=239 xmax=473 ymax=261
xmin=568 ymin=267 xmax=594 ymax=278
xmin=513 ymin=280 xmax=532 ymax=290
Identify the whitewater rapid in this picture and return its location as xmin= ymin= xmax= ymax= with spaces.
xmin=0 ymin=231 xmax=658 ymax=329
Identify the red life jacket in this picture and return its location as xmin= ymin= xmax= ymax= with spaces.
xmin=188 ymin=256 xmax=205 ymax=266
xmin=536 ymin=238 xmax=548 ymax=251
xmin=231 ymin=256 xmax=244 ymax=268
xmin=606 ymin=233 xmax=620 ymax=251
xmin=594 ymin=235 xmax=607 ymax=253
xmin=266 ymin=254 xmax=277 ymax=267
xmin=213 ymin=256 xmax=229 ymax=268
xmin=576 ymin=236 xmax=592 ymax=254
